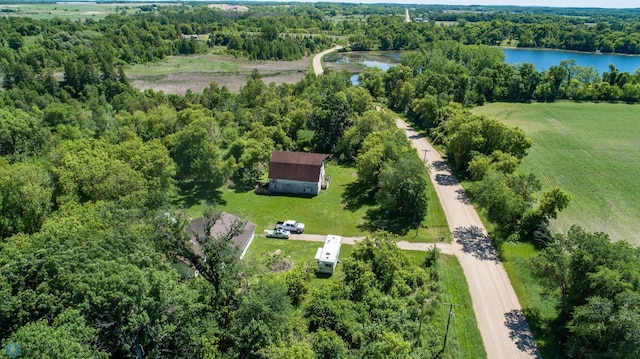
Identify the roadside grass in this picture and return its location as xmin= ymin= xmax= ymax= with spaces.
xmin=423 ymin=176 xmax=452 ymax=243
xmin=244 ymin=238 xmax=484 ymax=359
xmin=501 ymin=242 xmax=564 ymax=359
xmin=472 ymin=102 xmax=640 ymax=245
xmin=180 ymin=163 xmax=449 ymax=243
xmin=461 ymin=182 xmax=567 ymax=357
xmin=431 ymin=254 xmax=487 ymax=359
xmin=469 ymin=200 xmax=563 ymax=358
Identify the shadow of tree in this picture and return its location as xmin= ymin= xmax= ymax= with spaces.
xmin=176 ymin=180 xmax=225 ymax=207
xmin=504 ymin=309 xmax=542 ymax=358
xmin=455 ymin=188 xmax=471 ymax=205
xmin=519 ymin=307 xmax=566 ymax=359
xmin=453 ymin=226 xmax=499 ymax=262
xmin=431 ymin=160 xmax=451 ymax=172
xmin=435 ymin=173 xmax=459 ymax=186
xmin=341 ymin=181 xmax=375 ymax=212
xmin=358 ymin=207 xmax=413 ymax=236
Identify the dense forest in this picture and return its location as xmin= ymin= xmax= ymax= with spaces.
xmin=1 ymin=2 xmax=640 ymax=359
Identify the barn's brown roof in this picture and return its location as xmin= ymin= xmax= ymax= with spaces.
xmin=268 ymin=151 xmax=329 ymax=182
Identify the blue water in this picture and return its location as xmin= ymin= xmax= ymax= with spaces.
xmin=350 ymin=61 xmax=396 ymax=85
xmin=503 ymin=48 xmax=640 ymax=74
xmin=343 ymin=48 xmax=640 ymax=85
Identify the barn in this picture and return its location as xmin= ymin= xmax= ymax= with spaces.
xmin=268 ymin=151 xmax=330 ymax=196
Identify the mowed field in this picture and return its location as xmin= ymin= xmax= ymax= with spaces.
xmin=472 ymin=102 xmax=640 ymax=244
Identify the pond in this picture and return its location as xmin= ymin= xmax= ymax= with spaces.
xmin=327 ymin=48 xmax=640 ymax=85
xmin=326 ymin=51 xmax=400 ymax=85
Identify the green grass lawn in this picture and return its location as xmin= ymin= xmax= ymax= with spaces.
xmin=181 ymin=163 xmax=450 ymax=243
xmin=472 ymin=102 xmax=640 ymax=245
xmin=433 ymin=254 xmax=487 ymax=359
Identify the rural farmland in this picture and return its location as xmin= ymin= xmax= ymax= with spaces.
xmin=472 ymin=102 xmax=640 ymax=245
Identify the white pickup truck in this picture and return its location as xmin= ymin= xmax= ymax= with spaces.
xmin=275 ymin=220 xmax=305 ymax=233
xmin=265 ymin=229 xmax=291 ymax=239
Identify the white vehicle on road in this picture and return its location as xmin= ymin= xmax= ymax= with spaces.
xmin=266 ymin=229 xmax=291 ymax=239
xmin=275 ymin=220 xmax=305 ymax=233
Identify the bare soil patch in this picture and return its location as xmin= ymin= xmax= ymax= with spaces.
xmin=207 ymin=4 xmax=249 ymax=12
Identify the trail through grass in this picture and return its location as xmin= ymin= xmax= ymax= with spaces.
xmin=472 ymin=102 xmax=640 ymax=244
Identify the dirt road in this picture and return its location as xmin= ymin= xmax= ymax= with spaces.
xmin=397 ymin=119 xmax=540 ymax=359
xmin=312 ymin=46 xmax=344 ymax=76
xmin=287 ymin=233 xmax=454 ymax=255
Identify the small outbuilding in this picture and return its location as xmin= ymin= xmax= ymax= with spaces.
xmin=314 ymin=234 xmax=342 ymax=274
xmin=268 ymin=151 xmax=330 ymax=196
xmin=187 ymin=212 xmax=257 ymax=259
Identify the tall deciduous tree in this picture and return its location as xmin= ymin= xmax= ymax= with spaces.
xmin=165 ymin=116 xmax=228 ymax=190
xmin=49 ymin=139 xmax=148 ymax=208
xmin=309 ymin=92 xmax=353 ymax=152
xmin=0 ymin=161 xmax=53 ymax=239
xmin=532 ymin=226 xmax=640 ymax=359
xmin=0 ymin=108 xmax=50 ymax=161
xmin=375 ymin=155 xmax=429 ymax=222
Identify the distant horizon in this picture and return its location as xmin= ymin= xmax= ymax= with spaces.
xmin=229 ymin=0 xmax=638 ymax=10
xmin=3 ymin=0 xmax=637 ymax=10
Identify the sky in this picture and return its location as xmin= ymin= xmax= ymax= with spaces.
xmin=254 ymin=0 xmax=638 ymax=9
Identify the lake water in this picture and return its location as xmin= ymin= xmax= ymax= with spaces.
xmin=350 ymin=60 xmax=396 ymax=84
xmin=503 ymin=48 xmax=640 ymax=74
xmin=335 ymin=48 xmax=640 ymax=85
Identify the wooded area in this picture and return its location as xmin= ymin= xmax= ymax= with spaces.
xmin=1 ymin=2 xmax=639 ymax=358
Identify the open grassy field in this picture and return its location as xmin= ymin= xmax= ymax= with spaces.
xmin=181 ymin=163 xmax=450 ymax=243
xmin=0 ymin=3 xmax=142 ymax=21
xmin=472 ymin=102 xmax=640 ymax=245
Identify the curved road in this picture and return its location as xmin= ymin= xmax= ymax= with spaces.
xmin=312 ymin=45 xmax=343 ymax=76
xmin=397 ymin=119 xmax=540 ymax=359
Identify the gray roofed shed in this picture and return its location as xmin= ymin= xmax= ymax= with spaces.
xmin=187 ymin=212 xmax=257 ymax=259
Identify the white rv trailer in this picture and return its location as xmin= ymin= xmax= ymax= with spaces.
xmin=314 ymin=234 xmax=342 ymax=274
